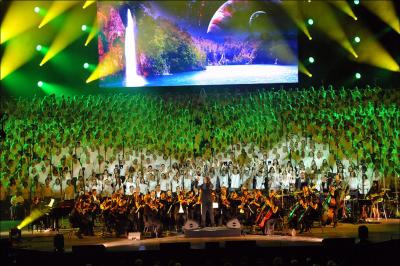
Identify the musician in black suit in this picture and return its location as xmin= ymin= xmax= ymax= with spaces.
xmin=198 ymin=176 xmax=215 ymax=227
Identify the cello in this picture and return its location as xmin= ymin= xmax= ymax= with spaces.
xmin=258 ymin=198 xmax=278 ymax=228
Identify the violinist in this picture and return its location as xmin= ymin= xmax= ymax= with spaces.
xmin=143 ymin=196 xmax=162 ymax=236
xmin=174 ymin=188 xmax=187 ymax=232
xmin=164 ymin=190 xmax=175 ymax=231
xmin=219 ymin=186 xmax=231 ymax=225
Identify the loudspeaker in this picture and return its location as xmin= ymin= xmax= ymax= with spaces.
xmin=159 ymin=242 xmax=191 ymax=250
xmin=225 ymin=240 xmax=256 ymax=249
xmin=72 ymin=244 xmax=105 ymax=255
xmin=127 ymin=232 xmax=141 ymax=240
xmin=184 ymin=219 xmax=200 ymax=231
xmin=226 ymin=218 xmax=241 ymax=229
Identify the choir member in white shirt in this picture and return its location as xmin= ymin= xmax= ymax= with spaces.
xmin=280 ymin=169 xmax=290 ymax=190
xmin=170 ymin=174 xmax=181 ymax=194
xmin=72 ymin=156 xmax=81 ymax=179
xmin=183 ymin=172 xmax=193 ymax=192
xmin=102 ymin=177 xmax=114 ymax=197
xmin=269 ymin=167 xmax=281 ymax=191
xmin=124 ymin=176 xmax=135 ymax=195
xmin=254 ymin=170 xmax=265 ymax=190
xmin=159 ymin=173 xmax=170 ymax=192
xmin=148 ymin=173 xmax=158 ymax=192
xmin=230 ymin=167 xmax=241 ymax=191
xmin=348 ymin=171 xmax=360 ymax=198
xmin=138 ymin=177 xmax=148 ymax=195
xmin=360 ymin=174 xmax=371 ymax=196
xmin=219 ymin=171 xmax=229 ymax=189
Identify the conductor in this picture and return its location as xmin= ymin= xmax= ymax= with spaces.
xmin=198 ymin=176 xmax=215 ymax=227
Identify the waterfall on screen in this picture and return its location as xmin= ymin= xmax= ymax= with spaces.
xmin=125 ymin=9 xmax=145 ymax=87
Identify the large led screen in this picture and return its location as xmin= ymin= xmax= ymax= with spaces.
xmin=98 ymin=1 xmax=298 ymax=87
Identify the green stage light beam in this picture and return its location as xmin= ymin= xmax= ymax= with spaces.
xmin=307 ymin=18 xmax=314 ymax=25
xmin=36 ymin=45 xmax=42 ymax=51
xmin=354 ymin=36 xmax=361 ymax=43
xmin=355 ymin=73 xmax=361 ymax=79
xmin=354 ymin=0 xmax=360 ymax=5
xmin=34 ymin=7 xmax=40 ymax=13
xmin=37 ymin=81 xmax=44 ymax=88
xmin=308 ymin=57 xmax=315 ymax=63
xmin=81 ymin=24 xmax=87 ymax=31
xmin=83 ymin=62 xmax=89 ymax=69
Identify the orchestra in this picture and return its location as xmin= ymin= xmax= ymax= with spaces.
xmin=57 ymin=161 xmax=396 ymax=238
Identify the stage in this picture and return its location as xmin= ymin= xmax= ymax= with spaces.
xmin=2 ymin=219 xmax=399 ymax=253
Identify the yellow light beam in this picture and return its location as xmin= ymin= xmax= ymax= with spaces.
xmin=40 ymin=5 xmax=91 ymax=66
xmin=299 ymin=62 xmax=312 ymax=77
xmin=85 ymin=14 xmax=99 ymax=46
xmin=281 ymin=2 xmax=312 ymax=40
xmin=303 ymin=2 xmax=357 ymax=58
xmin=17 ymin=209 xmax=46 ymax=230
xmin=330 ymin=1 xmax=358 ymax=20
xmin=362 ymin=1 xmax=399 ymax=34
xmin=39 ymin=1 xmax=78 ymax=29
xmin=1 ymin=27 xmax=54 ymax=80
xmin=1 ymin=1 xmax=47 ymax=44
xmin=351 ymin=27 xmax=400 ymax=72
xmin=83 ymin=0 xmax=96 ymax=9
xmin=86 ymin=52 xmax=123 ymax=83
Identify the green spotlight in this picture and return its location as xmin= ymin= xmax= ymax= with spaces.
xmin=308 ymin=57 xmax=315 ymax=64
xmin=81 ymin=25 xmax=87 ymax=32
xmin=355 ymin=73 xmax=361 ymax=79
xmin=37 ymin=81 xmax=43 ymax=88
xmin=83 ymin=62 xmax=89 ymax=69
xmin=307 ymin=18 xmax=314 ymax=26
xmin=36 ymin=45 xmax=42 ymax=52
xmin=34 ymin=7 xmax=40 ymax=13
xmin=354 ymin=36 xmax=361 ymax=43
xmin=354 ymin=0 xmax=360 ymax=5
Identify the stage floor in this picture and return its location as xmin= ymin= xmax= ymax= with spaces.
xmin=2 ymin=219 xmax=399 ymax=253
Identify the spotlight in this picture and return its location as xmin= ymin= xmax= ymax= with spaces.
xmin=355 ymin=72 xmax=361 ymax=79
xmin=37 ymin=81 xmax=43 ymax=88
xmin=354 ymin=0 xmax=360 ymax=5
xmin=36 ymin=45 xmax=42 ymax=51
xmin=354 ymin=36 xmax=361 ymax=43
xmin=83 ymin=62 xmax=89 ymax=69
xmin=34 ymin=7 xmax=40 ymax=13
xmin=307 ymin=18 xmax=314 ymax=26
xmin=81 ymin=24 xmax=87 ymax=31
xmin=308 ymin=57 xmax=315 ymax=63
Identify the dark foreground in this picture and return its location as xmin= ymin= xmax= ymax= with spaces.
xmin=1 ymin=219 xmax=399 ymax=266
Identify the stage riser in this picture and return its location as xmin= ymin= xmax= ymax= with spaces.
xmin=185 ymin=227 xmax=241 ymax=238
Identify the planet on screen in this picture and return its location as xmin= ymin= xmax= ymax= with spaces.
xmin=98 ymin=0 xmax=298 ymax=88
